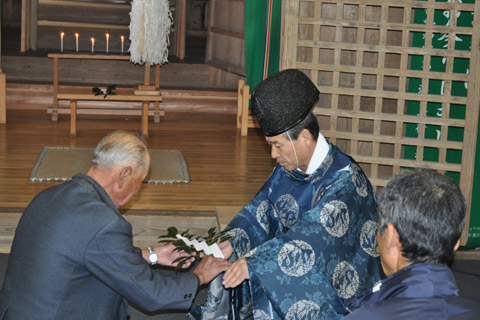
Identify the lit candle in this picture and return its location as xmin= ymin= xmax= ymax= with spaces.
xmin=60 ymin=32 xmax=64 ymax=52
xmin=106 ymin=33 xmax=110 ymax=54
xmin=91 ymin=37 xmax=95 ymax=54
xmin=121 ymin=35 xmax=124 ymax=54
xmin=75 ymin=33 xmax=79 ymax=52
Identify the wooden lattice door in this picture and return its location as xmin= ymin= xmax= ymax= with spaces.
xmin=281 ymin=0 xmax=480 ymax=243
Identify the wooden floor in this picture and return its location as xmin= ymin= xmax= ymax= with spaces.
xmin=0 ymin=109 xmax=275 ymax=228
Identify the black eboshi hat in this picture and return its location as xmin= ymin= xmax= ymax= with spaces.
xmin=251 ymin=69 xmax=320 ymax=137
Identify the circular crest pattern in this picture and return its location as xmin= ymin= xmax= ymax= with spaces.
xmin=278 ymin=240 xmax=315 ymax=277
xmin=285 ymin=300 xmax=320 ymax=320
xmin=253 ymin=309 xmax=271 ymax=320
xmin=320 ymin=200 xmax=350 ymax=237
xmin=350 ymin=164 xmax=368 ymax=197
xmin=360 ymin=220 xmax=380 ymax=257
xmin=227 ymin=228 xmax=251 ymax=257
xmin=275 ymin=194 xmax=300 ymax=228
xmin=332 ymin=261 xmax=359 ymax=299
xmin=256 ymin=200 xmax=270 ymax=233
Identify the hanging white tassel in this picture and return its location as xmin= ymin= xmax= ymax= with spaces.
xmin=129 ymin=0 xmax=173 ymax=65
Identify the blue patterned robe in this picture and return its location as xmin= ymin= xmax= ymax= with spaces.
xmin=192 ymin=142 xmax=380 ymax=319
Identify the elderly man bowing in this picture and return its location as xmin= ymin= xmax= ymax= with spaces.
xmin=192 ymin=69 xmax=380 ymax=319
xmin=0 ymin=131 xmax=230 ymax=320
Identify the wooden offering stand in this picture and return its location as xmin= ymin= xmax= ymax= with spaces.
xmin=49 ymin=53 xmax=164 ymax=138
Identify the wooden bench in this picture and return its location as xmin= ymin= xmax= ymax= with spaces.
xmin=49 ymin=53 xmax=165 ymax=138
xmin=57 ymin=87 xmax=163 ymax=138
xmin=236 ymin=79 xmax=259 ymax=136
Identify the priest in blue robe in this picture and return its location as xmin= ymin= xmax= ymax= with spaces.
xmin=192 ymin=69 xmax=381 ymax=319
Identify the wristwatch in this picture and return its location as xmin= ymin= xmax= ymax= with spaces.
xmin=147 ymin=247 xmax=158 ymax=265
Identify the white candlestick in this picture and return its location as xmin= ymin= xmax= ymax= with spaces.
xmin=60 ymin=32 xmax=64 ymax=52
xmin=121 ymin=35 xmax=124 ymax=54
xmin=91 ymin=37 xmax=95 ymax=54
xmin=106 ymin=33 xmax=110 ymax=54
xmin=75 ymin=33 xmax=79 ymax=52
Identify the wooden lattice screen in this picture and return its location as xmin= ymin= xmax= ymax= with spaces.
xmin=281 ymin=0 xmax=480 ymax=243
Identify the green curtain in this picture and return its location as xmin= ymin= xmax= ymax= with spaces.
xmin=0 ymin=5 xmax=2 ymax=57
xmin=469 ymin=111 xmax=480 ymax=248
xmin=244 ymin=0 xmax=282 ymax=93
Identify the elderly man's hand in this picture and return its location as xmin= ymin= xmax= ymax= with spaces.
xmin=193 ymin=255 xmax=231 ymax=286
xmin=153 ymin=244 xmax=195 ymax=268
xmin=222 ymin=257 xmax=249 ymax=288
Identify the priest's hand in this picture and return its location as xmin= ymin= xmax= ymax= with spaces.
xmin=193 ymin=255 xmax=231 ymax=286
xmin=219 ymin=240 xmax=233 ymax=259
xmin=152 ymin=244 xmax=195 ymax=268
xmin=222 ymin=257 xmax=249 ymax=288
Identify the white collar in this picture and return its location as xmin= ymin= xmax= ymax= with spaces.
xmin=303 ymin=132 xmax=329 ymax=174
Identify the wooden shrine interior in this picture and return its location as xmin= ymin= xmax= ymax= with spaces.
xmin=1 ymin=0 xmax=479 ymax=253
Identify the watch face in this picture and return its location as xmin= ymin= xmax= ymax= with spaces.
xmin=149 ymin=253 xmax=157 ymax=263
xmin=148 ymin=247 xmax=157 ymax=264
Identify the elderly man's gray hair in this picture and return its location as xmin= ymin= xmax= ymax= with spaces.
xmin=91 ymin=130 xmax=150 ymax=174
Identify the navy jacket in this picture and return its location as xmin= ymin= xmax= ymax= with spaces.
xmin=0 ymin=174 xmax=198 ymax=320
xmin=344 ymin=263 xmax=480 ymax=320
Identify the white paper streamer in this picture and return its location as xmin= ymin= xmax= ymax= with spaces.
xmin=129 ymin=0 xmax=173 ymax=65
xmin=176 ymin=234 xmax=225 ymax=258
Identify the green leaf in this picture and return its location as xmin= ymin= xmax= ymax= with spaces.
xmin=173 ymin=256 xmax=189 ymax=264
xmin=92 ymin=87 xmax=103 ymax=96
xmin=167 ymin=226 xmax=178 ymax=235
xmin=219 ymin=235 xmax=232 ymax=242
xmin=158 ymin=226 xmax=233 ymax=272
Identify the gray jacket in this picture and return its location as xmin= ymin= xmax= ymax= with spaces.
xmin=0 ymin=174 xmax=198 ymax=319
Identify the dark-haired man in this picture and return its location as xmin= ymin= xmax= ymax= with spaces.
xmin=193 ymin=69 xmax=380 ymax=319
xmin=344 ymin=169 xmax=480 ymax=319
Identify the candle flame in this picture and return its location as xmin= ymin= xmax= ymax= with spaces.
xmin=121 ymin=35 xmax=124 ymax=40
xmin=91 ymin=38 xmax=95 ymax=44
xmin=61 ymin=32 xmax=65 ymax=37
xmin=75 ymin=33 xmax=79 ymax=38
xmin=106 ymin=33 xmax=110 ymax=39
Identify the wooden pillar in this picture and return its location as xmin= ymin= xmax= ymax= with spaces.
xmin=52 ymin=56 xmax=59 ymax=121
xmin=155 ymin=64 xmax=160 ymax=88
xmin=21 ymin=0 xmax=30 ymax=53
xmin=29 ymin=0 xmax=38 ymax=50
xmin=69 ymin=100 xmax=77 ymax=137
xmin=142 ymin=64 xmax=151 ymax=137
xmin=175 ymin=0 xmax=186 ymax=60
xmin=141 ymin=102 xmax=149 ymax=138
xmin=144 ymin=63 xmax=150 ymax=85
xmin=0 ymin=73 xmax=6 ymax=124
xmin=20 ymin=0 xmax=37 ymax=52
xmin=154 ymin=64 xmax=161 ymax=123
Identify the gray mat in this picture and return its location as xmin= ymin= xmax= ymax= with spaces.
xmin=30 ymin=147 xmax=190 ymax=184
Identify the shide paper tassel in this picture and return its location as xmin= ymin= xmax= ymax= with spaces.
xmin=129 ymin=0 xmax=173 ymax=65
